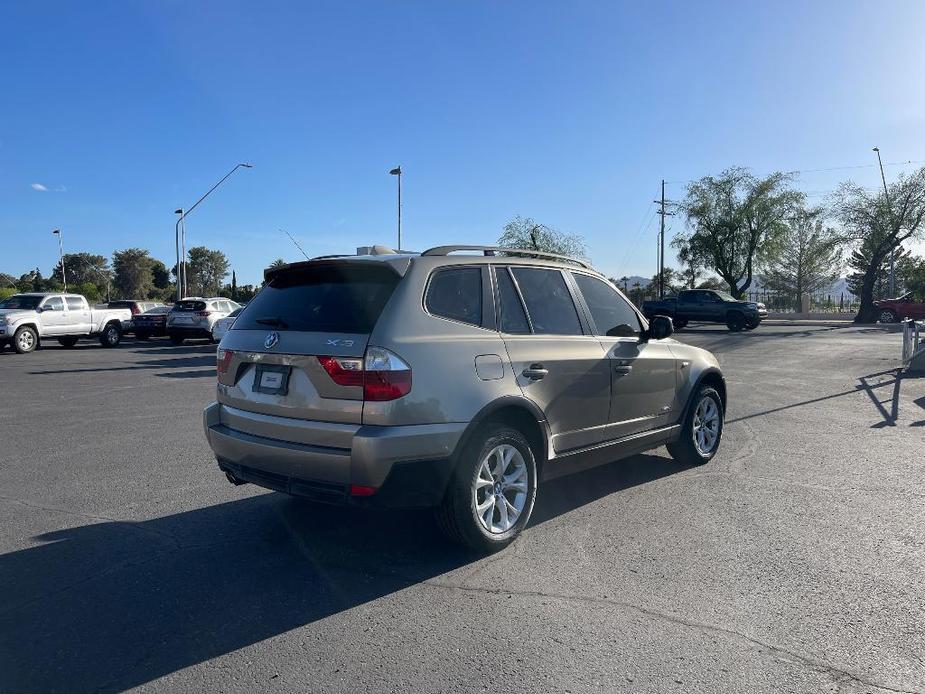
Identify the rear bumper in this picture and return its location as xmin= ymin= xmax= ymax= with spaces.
xmin=203 ymin=402 xmax=464 ymax=508
xmin=169 ymin=325 xmax=212 ymax=338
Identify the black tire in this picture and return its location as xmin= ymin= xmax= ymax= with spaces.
xmin=12 ymin=326 xmax=39 ymax=354
xmin=726 ymin=312 xmax=745 ymax=332
xmin=58 ymin=336 xmax=80 ymax=348
xmin=667 ymin=386 xmax=724 ymax=466
xmin=673 ymin=319 xmax=688 ymax=330
xmin=99 ymin=323 xmax=122 ymax=348
xmin=169 ymin=333 xmax=185 ymax=345
xmin=436 ymin=424 xmax=537 ymax=553
xmin=744 ymin=319 xmax=760 ymax=331
xmin=135 ymin=331 xmax=150 ymax=341
xmin=877 ymin=309 xmax=899 ymax=324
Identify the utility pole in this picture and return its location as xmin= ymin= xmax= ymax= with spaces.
xmin=872 ymin=147 xmax=894 ymax=296
xmin=653 ymin=179 xmax=675 ymax=299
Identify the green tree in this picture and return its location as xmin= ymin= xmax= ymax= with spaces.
xmin=671 ymin=233 xmax=707 ymax=289
xmin=649 ymin=267 xmax=682 ymax=296
xmin=269 ymin=258 xmax=287 ymax=269
xmin=498 ymin=216 xmax=588 ymax=259
xmin=112 ymin=248 xmax=157 ymax=299
xmin=186 ymin=246 xmax=230 ymax=296
xmin=52 ymin=253 xmax=111 ymax=293
xmin=0 ymin=272 xmax=16 ymax=288
xmin=151 ymin=259 xmax=171 ymax=290
xmin=762 ymin=208 xmax=842 ymax=311
xmin=831 ymin=168 xmax=925 ymax=322
xmin=680 ymin=168 xmax=803 ymax=298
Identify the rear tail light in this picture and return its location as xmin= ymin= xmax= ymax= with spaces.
xmin=131 ymin=306 xmax=140 ymax=315
xmin=317 ymin=347 xmax=411 ymax=401
xmin=217 ymin=348 xmax=234 ymax=377
xmin=196 ymin=310 xmax=213 ymax=317
xmin=349 ymin=484 xmax=378 ymax=497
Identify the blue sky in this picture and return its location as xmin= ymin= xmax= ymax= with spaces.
xmin=2 ymin=0 xmax=924 ymax=286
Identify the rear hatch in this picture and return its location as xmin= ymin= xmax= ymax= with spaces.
xmin=216 ymin=262 xmax=403 ymax=426
xmin=170 ymin=300 xmax=207 ymax=327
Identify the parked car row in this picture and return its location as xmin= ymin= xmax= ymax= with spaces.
xmin=0 ymin=293 xmax=243 ymax=353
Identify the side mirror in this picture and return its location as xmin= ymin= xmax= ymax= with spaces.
xmin=644 ymin=315 xmax=673 ymax=341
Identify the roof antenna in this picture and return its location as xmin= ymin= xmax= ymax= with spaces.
xmin=281 ymin=229 xmax=310 ymax=260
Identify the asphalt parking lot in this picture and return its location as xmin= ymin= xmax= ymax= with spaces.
xmin=1 ymin=324 xmax=923 ymax=694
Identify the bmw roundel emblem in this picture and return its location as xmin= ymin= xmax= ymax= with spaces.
xmin=264 ymin=331 xmax=280 ymax=350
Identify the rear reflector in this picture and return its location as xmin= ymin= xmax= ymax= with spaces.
xmin=349 ymin=484 xmax=378 ymax=497
xmin=317 ymin=347 xmax=412 ymax=401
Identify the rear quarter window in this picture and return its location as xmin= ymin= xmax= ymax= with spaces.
xmin=233 ymin=264 xmax=400 ymax=333
xmin=425 ymin=266 xmax=482 ymax=326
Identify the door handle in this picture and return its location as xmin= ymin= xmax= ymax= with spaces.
xmin=613 ymin=365 xmax=633 ymax=376
xmin=522 ymin=364 xmax=548 ymax=381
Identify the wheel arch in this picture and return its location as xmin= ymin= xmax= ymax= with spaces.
xmin=452 ymin=396 xmax=550 ymax=477
xmin=682 ymin=368 xmax=727 ymax=423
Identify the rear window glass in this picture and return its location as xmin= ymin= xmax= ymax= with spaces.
xmin=108 ymin=301 xmax=134 ymax=309
xmin=496 ymin=268 xmax=530 ymax=334
xmin=510 ymin=267 xmax=582 ymax=335
xmin=66 ymin=297 xmax=85 ymax=310
xmin=425 ymin=267 xmax=482 ymax=326
xmin=174 ymin=301 xmax=206 ymax=312
xmin=233 ymin=264 xmax=400 ymax=333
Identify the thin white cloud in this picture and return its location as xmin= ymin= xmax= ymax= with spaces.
xmin=31 ymin=183 xmax=48 ymax=191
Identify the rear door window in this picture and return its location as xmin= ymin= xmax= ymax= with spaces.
xmin=510 ymin=268 xmax=582 ymax=335
xmin=495 ymin=268 xmax=530 ymax=334
xmin=234 ymin=264 xmax=400 ymax=333
xmin=66 ymin=296 xmax=85 ymax=310
xmin=572 ymin=273 xmax=641 ymax=337
xmin=425 ymin=266 xmax=482 ymax=326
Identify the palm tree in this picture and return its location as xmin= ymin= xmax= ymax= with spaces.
xmin=269 ymin=258 xmax=287 ymax=269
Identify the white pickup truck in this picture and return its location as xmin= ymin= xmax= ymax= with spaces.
xmin=0 ymin=292 xmax=132 ymax=354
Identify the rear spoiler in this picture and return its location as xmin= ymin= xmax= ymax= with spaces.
xmin=263 ymin=255 xmax=411 ymax=283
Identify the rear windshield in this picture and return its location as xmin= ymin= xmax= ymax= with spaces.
xmin=174 ymin=301 xmax=206 ymax=312
xmin=107 ymin=301 xmax=135 ymax=309
xmin=233 ymin=264 xmax=400 ymax=333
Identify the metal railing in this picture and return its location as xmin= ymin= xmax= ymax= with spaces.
xmin=902 ymin=319 xmax=923 ymax=367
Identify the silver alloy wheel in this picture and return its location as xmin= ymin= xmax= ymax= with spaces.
xmin=473 ymin=443 xmax=529 ymax=534
xmin=17 ymin=329 xmax=35 ymax=351
xmin=692 ymin=396 xmax=720 ymax=456
xmin=878 ymin=309 xmax=897 ymax=324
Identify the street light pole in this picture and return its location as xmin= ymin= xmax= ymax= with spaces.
xmin=174 ymin=209 xmax=184 ymax=301
xmin=174 ymin=163 xmax=253 ymax=302
xmin=389 ymin=166 xmax=402 ymax=250
xmin=872 ymin=147 xmax=894 ymax=296
xmin=52 ymin=229 xmax=66 ymax=291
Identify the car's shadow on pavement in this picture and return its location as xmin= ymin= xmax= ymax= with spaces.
xmin=0 ymin=452 xmax=682 ymax=693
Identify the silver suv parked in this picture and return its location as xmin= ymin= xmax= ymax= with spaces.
xmin=167 ymin=297 xmax=241 ymax=344
xmin=203 ymin=246 xmax=726 ymax=551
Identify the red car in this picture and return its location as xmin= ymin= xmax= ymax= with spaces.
xmin=874 ymin=292 xmax=925 ymax=323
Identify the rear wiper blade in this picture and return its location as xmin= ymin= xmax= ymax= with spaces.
xmin=255 ymin=316 xmax=289 ymax=328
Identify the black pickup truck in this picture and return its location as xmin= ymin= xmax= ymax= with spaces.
xmin=641 ymin=289 xmax=767 ymax=332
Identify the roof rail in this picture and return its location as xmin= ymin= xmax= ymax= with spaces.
xmin=421 ymin=245 xmax=592 ymax=269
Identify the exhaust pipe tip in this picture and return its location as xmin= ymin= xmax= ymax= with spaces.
xmin=225 ymin=471 xmax=247 ymax=486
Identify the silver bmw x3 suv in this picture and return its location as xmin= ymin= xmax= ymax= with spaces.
xmin=203 ymin=245 xmax=726 ymax=551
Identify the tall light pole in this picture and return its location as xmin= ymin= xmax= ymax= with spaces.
xmin=389 ymin=166 xmax=402 ymax=250
xmin=174 ymin=209 xmax=185 ymax=300
xmin=52 ymin=229 xmax=66 ymax=291
xmin=872 ymin=147 xmax=894 ymax=296
xmin=174 ymin=162 xmax=253 ymax=301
